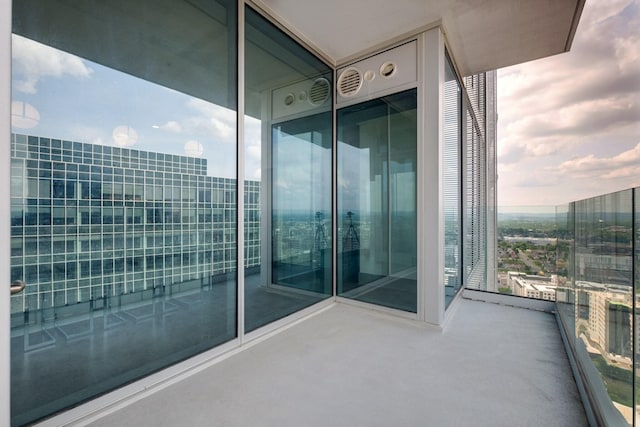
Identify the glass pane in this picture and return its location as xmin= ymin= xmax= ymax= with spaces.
xmin=635 ymin=188 xmax=639 ymax=423
xmin=272 ymin=115 xmax=332 ymax=293
xmin=574 ymin=190 xmax=633 ymax=425
xmin=337 ymin=89 xmax=417 ymax=312
xmin=556 ymin=203 xmax=575 ymax=332
xmin=463 ymin=74 xmax=488 ymax=290
xmin=444 ymin=53 xmax=462 ymax=307
xmin=244 ymin=7 xmax=333 ymax=333
xmin=10 ymin=1 xmax=237 ymax=424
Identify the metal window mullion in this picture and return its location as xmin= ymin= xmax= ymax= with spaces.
xmin=236 ymin=0 xmax=245 ymax=343
xmin=332 ymin=66 xmax=337 ymax=298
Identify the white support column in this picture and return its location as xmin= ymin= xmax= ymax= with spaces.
xmin=419 ymin=28 xmax=445 ymax=325
xmin=1 ymin=0 xmax=12 ymax=424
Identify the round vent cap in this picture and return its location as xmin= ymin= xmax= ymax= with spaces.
xmin=380 ymin=62 xmax=397 ymax=78
xmin=284 ymin=93 xmax=295 ymax=106
xmin=309 ymin=78 xmax=330 ymax=106
xmin=338 ymin=67 xmax=362 ymax=97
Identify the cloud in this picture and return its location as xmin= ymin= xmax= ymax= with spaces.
xmin=184 ymin=140 xmax=204 ymax=157
xmin=112 ymin=126 xmax=138 ymax=147
xmin=244 ymin=117 xmax=262 ymax=179
xmin=498 ymin=0 xmax=640 ymax=124
xmin=156 ymin=97 xmax=237 ymax=145
xmin=184 ymin=98 xmax=236 ymax=141
xmin=555 ymin=143 xmax=640 ymax=178
xmin=69 ymin=125 xmax=108 ymax=146
xmin=159 ymin=121 xmax=182 ymax=133
xmin=12 ymin=34 xmax=93 ymax=94
xmin=515 ymin=173 xmax=560 ymax=188
xmin=11 ymin=101 xmax=40 ymax=129
xmin=497 ymin=0 xmax=640 ymax=205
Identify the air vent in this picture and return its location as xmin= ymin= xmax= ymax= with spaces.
xmin=284 ymin=93 xmax=295 ymax=106
xmin=380 ymin=62 xmax=397 ymax=78
xmin=338 ymin=68 xmax=362 ymax=97
xmin=309 ymin=78 xmax=330 ymax=106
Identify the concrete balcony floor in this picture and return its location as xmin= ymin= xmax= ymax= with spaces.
xmin=87 ymin=297 xmax=587 ymax=427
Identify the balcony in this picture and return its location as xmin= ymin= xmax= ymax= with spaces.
xmin=0 ymin=1 xmax=600 ymax=425
xmin=39 ymin=293 xmax=587 ymax=426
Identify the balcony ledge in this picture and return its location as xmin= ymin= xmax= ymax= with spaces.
xmin=42 ymin=297 xmax=587 ymax=426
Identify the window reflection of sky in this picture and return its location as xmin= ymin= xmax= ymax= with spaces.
xmin=273 ymin=129 xmax=331 ymax=214
xmin=10 ymin=34 xmax=254 ymax=179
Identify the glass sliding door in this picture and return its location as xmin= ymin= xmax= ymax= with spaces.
xmin=337 ymin=89 xmax=417 ymax=312
xmin=10 ymin=1 xmax=237 ymax=424
xmin=244 ymin=7 xmax=333 ymax=333
xmin=271 ymin=114 xmax=332 ymax=294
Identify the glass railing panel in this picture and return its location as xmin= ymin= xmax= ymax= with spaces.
xmin=9 ymin=1 xmax=238 ymax=425
xmin=573 ymin=189 xmax=634 ymax=425
xmin=243 ymin=7 xmax=333 ymax=333
xmin=635 ymin=187 xmax=639 ymax=425
xmin=556 ymin=203 xmax=576 ymax=338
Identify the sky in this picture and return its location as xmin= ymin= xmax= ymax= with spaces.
xmin=497 ymin=0 xmax=640 ymax=207
xmin=12 ymin=2 xmax=638 ymax=210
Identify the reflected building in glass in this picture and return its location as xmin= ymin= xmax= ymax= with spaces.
xmin=10 ymin=133 xmax=260 ymax=314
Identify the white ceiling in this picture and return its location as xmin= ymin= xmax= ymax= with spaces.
xmin=257 ymin=0 xmax=585 ymax=76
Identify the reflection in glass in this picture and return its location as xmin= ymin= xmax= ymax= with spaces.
xmin=337 ymin=89 xmax=417 ymax=312
xmin=244 ymin=7 xmax=333 ymax=333
xmin=10 ymin=1 xmax=237 ymax=425
xmin=444 ymin=53 xmax=462 ymax=307
xmin=464 ymin=106 xmax=485 ymax=288
xmin=635 ymin=188 xmax=639 ymax=423
xmin=272 ymin=115 xmax=332 ymax=294
xmin=573 ymin=190 xmax=633 ymax=425
xmin=556 ymin=203 xmax=575 ymax=334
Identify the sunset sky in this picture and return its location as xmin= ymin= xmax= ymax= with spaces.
xmin=497 ymin=0 xmax=639 ymax=207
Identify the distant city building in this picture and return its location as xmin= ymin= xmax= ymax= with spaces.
xmin=506 ymin=271 xmax=557 ymax=301
xmin=576 ymin=252 xmax=633 ymax=286
xmin=578 ymin=282 xmax=633 ymax=361
xmin=9 ymin=133 xmax=260 ymax=313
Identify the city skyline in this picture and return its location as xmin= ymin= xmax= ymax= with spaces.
xmin=497 ymin=0 xmax=639 ymax=207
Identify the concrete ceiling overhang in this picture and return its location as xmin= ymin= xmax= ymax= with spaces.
xmin=256 ymin=0 xmax=585 ymax=75
xmin=11 ymin=0 xmax=584 ymax=117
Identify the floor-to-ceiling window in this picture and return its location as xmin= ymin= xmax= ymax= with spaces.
xmin=443 ymin=52 xmax=462 ymax=307
xmin=337 ymin=89 xmax=418 ymax=313
xmin=243 ymin=7 xmax=333 ymax=333
xmin=10 ymin=1 xmax=237 ymax=424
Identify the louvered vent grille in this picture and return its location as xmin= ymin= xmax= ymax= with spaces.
xmin=309 ymin=78 xmax=330 ymax=106
xmin=338 ymin=68 xmax=362 ymax=97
